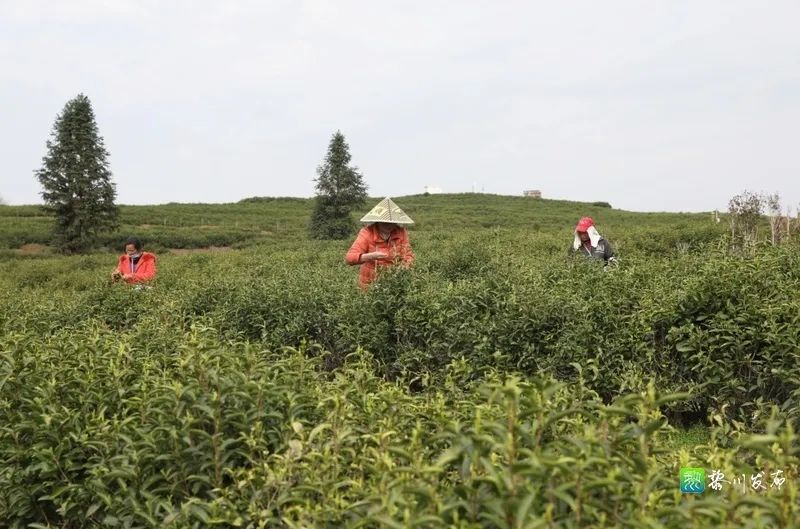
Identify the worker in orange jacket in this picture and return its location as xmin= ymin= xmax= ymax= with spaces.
xmin=345 ymin=197 xmax=415 ymax=288
xmin=111 ymin=236 xmax=157 ymax=284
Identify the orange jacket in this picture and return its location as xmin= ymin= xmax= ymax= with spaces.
xmin=116 ymin=252 xmax=157 ymax=284
xmin=345 ymin=224 xmax=414 ymax=288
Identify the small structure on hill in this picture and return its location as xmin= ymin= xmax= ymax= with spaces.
xmin=424 ymin=186 xmax=443 ymax=194
xmin=523 ymin=189 xmax=542 ymax=198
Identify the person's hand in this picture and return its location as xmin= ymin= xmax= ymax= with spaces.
xmin=122 ymin=274 xmax=133 ymax=281
xmin=361 ymin=252 xmax=388 ymax=262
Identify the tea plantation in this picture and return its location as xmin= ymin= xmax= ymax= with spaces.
xmin=0 ymin=195 xmax=798 ymax=528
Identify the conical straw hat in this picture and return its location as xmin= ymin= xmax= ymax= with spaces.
xmin=360 ymin=197 xmax=414 ymax=225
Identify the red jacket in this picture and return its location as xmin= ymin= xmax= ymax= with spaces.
xmin=116 ymin=252 xmax=157 ymax=284
xmin=345 ymin=225 xmax=414 ymax=288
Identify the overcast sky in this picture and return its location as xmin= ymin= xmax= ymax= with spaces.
xmin=1 ymin=1 xmax=799 ymax=212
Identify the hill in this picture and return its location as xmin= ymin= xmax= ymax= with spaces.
xmin=0 ymin=193 xmax=723 ymax=254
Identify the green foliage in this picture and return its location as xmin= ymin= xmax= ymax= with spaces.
xmin=35 ymin=94 xmax=119 ymax=253
xmin=1 ymin=197 xmax=798 ymax=526
xmin=0 ymin=322 xmax=797 ymax=527
xmin=592 ymin=201 xmax=612 ymax=208
xmin=0 ymin=193 xmax=725 ymax=251
xmin=309 ymin=131 xmax=368 ymax=240
xmin=2 ymin=233 xmax=798 ymax=425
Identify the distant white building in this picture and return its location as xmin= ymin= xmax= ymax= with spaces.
xmin=523 ymin=189 xmax=542 ymax=198
xmin=424 ymin=186 xmax=443 ymax=194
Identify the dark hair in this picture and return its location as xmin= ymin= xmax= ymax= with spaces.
xmin=125 ymin=236 xmax=142 ymax=251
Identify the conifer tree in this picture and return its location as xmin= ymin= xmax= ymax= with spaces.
xmin=309 ymin=131 xmax=368 ymax=239
xmin=36 ymin=94 xmax=118 ymax=253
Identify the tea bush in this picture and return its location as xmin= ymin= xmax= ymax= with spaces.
xmin=2 ymin=233 xmax=798 ymax=426
xmin=1 ymin=198 xmax=798 ymax=526
xmin=1 ymin=325 xmax=797 ymax=527
xmin=0 ymin=194 xmax=721 ymax=251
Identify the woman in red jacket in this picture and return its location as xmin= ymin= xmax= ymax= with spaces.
xmin=345 ymin=198 xmax=414 ymax=288
xmin=111 ymin=236 xmax=157 ymax=284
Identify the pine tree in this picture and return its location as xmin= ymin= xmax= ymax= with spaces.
xmin=309 ymin=131 xmax=368 ymax=239
xmin=36 ymin=94 xmax=118 ymax=253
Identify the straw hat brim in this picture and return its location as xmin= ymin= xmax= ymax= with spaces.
xmin=359 ymin=197 xmax=414 ymax=225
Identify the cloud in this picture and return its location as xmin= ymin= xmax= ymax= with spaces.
xmin=1 ymin=0 xmax=799 ymax=211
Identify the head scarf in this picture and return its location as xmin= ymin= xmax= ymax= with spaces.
xmin=573 ymin=217 xmax=602 ymax=250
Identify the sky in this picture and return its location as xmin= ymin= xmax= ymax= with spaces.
xmin=1 ymin=0 xmax=799 ymax=212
